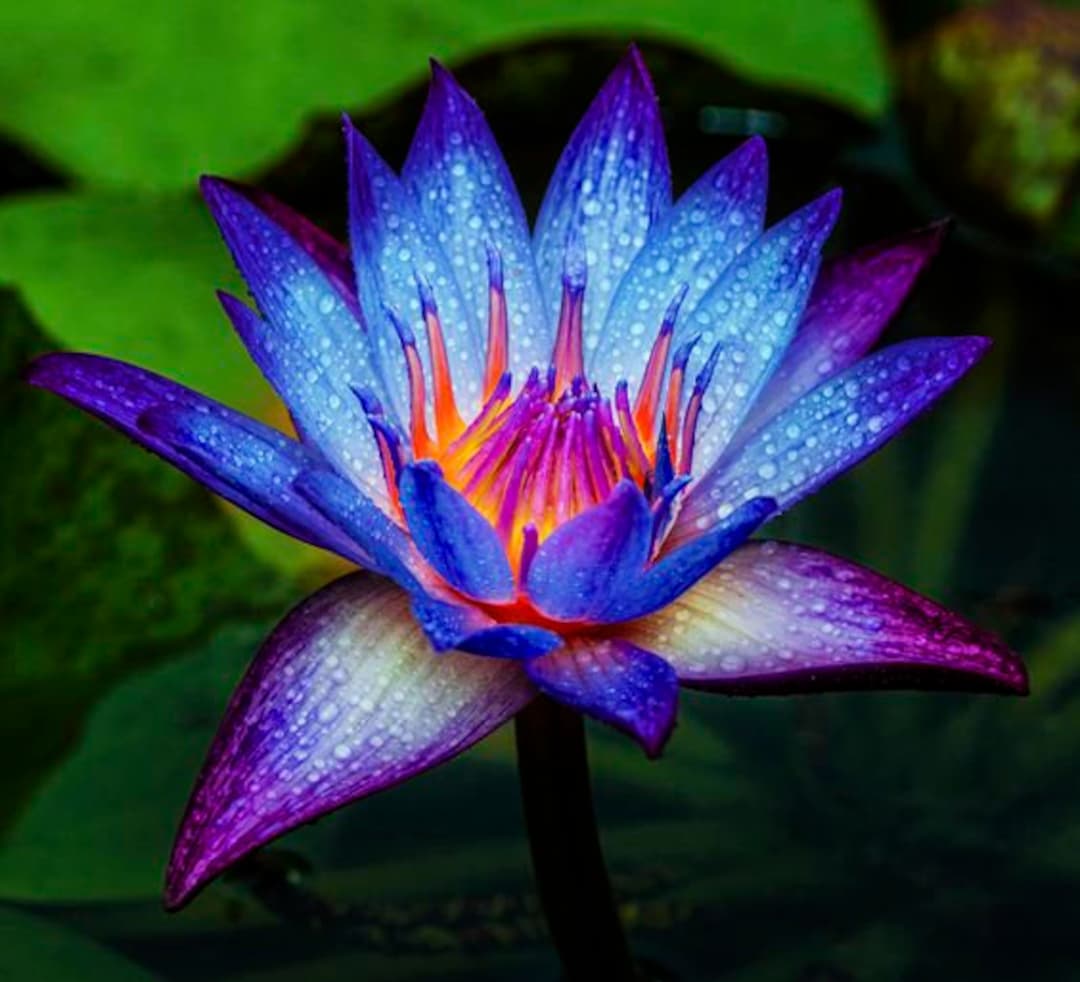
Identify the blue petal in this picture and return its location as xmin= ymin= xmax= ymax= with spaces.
xmin=215 ymin=179 xmax=361 ymax=321
xmin=403 ymin=62 xmax=549 ymax=380
xmin=742 ymin=223 xmax=947 ymax=434
xmin=589 ymin=137 xmax=768 ymax=393
xmin=296 ymin=466 xmax=554 ymax=656
xmin=533 ymin=46 xmax=671 ymax=351
xmin=601 ymin=497 xmax=775 ymax=621
xmin=526 ymin=639 xmax=678 ymax=757
xmin=398 ymin=462 xmax=516 ymax=603
xmin=683 ymin=190 xmax=842 ymax=473
xmin=25 ymin=352 xmax=360 ymax=561
xmin=524 ymin=480 xmax=652 ymax=621
xmin=346 ymin=118 xmax=486 ymax=420
xmin=457 ymin=624 xmax=563 ymax=659
xmin=217 ymin=292 xmax=389 ymax=508
xmin=669 ymin=337 xmax=991 ymax=547
xmin=138 ymin=404 xmax=372 ymax=566
xmin=294 ymin=467 xmax=428 ymax=594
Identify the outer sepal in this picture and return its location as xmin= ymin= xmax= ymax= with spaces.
xmin=165 ymin=574 xmax=535 ymax=909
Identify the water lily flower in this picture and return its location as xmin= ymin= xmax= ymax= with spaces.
xmin=27 ymin=47 xmax=1025 ymax=917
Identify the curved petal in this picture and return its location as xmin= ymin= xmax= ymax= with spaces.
xmin=742 ymin=222 xmax=947 ymax=432
xmin=346 ymin=118 xmax=486 ymax=420
xmin=216 ymin=292 xmax=389 ymax=508
xmin=524 ymin=480 xmax=652 ymax=622
xmin=403 ymin=61 xmax=549 ymax=379
xmin=295 ymin=467 xmax=558 ymax=656
xmin=670 ymin=336 xmax=990 ymax=547
xmin=619 ymin=541 xmax=1026 ymax=695
xmin=683 ymin=190 xmax=842 ymax=473
xmin=533 ymin=46 xmax=671 ymax=347
xmin=165 ymin=574 xmax=534 ymax=909
xmin=398 ymin=462 xmax=515 ymax=603
xmin=215 ymin=180 xmax=360 ymax=321
xmin=526 ymin=639 xmax=678 ymax=758
xmin=590 ymin=136 xmax=768 ymax=392
xmin=602 ymin=496 xmax=775 ymax=622
xmin=25 ymin=353 xmax=362 ymax=561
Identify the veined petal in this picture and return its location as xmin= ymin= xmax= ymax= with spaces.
xmin=403 ymin=61 xmax=549 ymax=380
xmin=217 ymin=292 xmax=389 ymax=508
xmin=526 ymin=639 xmax=678 ymax=757
xmin=25 ymin=353 xmax=359 ymax=560
xmin=524 ymin=480 xmax=653 ymax=622
xmin=398 ymin=462 xmax=516 ymax=603
xmin=683 ymin=190 xmax=842 ymax=473
xmin=743 ymin=223 xmax=947 ymax=432
xmin=346 ymin=119 xmax=485 ymax=420
xmin=533 ymin=46 xmax=671 ymax=347
xmin=620 ymin=542 xmax=1027 ymax=694
xmin=670 ymin=336 xmax=989 ymax=547
xmin=165 ymin=574 xmax=535 ymax=909
xmin=590 ymin=136 xmax=767 ymax=393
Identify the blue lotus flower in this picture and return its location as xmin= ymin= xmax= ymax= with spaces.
xmin=27 ymin=47 xmax=1025 ymax=910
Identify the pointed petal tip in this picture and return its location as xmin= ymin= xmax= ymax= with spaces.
xmin=621 ymin=42 xmax=656 ymax=93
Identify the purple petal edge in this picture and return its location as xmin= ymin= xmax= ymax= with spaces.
xmin=620 ymin=541 xmax=1027 ymax=697
xmin=164 ymin=574 xmax=534 ymax=910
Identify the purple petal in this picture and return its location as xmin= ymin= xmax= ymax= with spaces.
xmin=670 ymin=337 xmax=990 ymax=547
xmin=25 ymin=353 xmax=360 ymax=560
xmin=590 ymin=136 xmax=768 ymax=394
xmin=533 ymin=46 xmax=672 ymax=347
xmin=743 ymin=223 xmax=947 ymax=431
xmin=526 ymin=639 xmax=678 ymax=757
xmin=345 ymin=119 xmax=485 ymax=420
xmin=684 ymin=190 xmax=842 ymax=473
xmin=524 ymin=480 xmax=652 ymax=622
xmin=403 ymin=61 xmax=549 ymax=380
xmin=620 ymin=541 xmax=1027 ymax=695
xmin=165 ymin=574 xmax=535 ymax=909
xmin=398 ymin=462 xmax=515 ymax=603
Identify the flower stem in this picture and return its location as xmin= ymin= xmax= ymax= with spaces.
xmin=515 ymin=696 xmax=640 ymax=981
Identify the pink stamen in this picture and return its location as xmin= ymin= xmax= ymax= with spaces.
xmin=483 ymin=247 xmax=509 ymax=400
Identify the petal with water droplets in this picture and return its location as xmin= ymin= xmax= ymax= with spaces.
xmin=533 ymin=46 xmax=671 ymax=349
xmin=526 ymin=638 xmax=678 ymax=757
xmin=165 ymin=574 xmax=535 ymax=909
xmin=403 ymin=62 xmax=549 ymax=381
xmin=620 ymin=541 xmax=1027 ymax=695
xmin=671 ymin=336 xmax=989 ymax=547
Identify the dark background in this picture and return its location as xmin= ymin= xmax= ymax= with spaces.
xmin=2 ymin=1 xmax=1078 ymax=978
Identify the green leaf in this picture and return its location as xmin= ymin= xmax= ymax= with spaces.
xmin=0 ymin=193 xmax=333 ymax=574
xmin=0 ymin=0 xmax=889 ymax=190
xmin=0 ymin=906 xmax=163 ymax=981
xmin=0 ymin=192 xmax=265 ymax=411
xmin=0 ymin=621 xmax=269 ymax=902
xmin=0 ymin=291 xmax=301 ymax=827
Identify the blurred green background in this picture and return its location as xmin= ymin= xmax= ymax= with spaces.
xmin=2 ymin=0 xmax=1078 ymax=979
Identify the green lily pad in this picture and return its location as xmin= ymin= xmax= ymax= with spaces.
xmin=0 ymin=292 xmax=301 ymax=828
xmin=0 ymin=1 xmax=888 ymax=191
xmin=0 ymin=906 xmax=163 ymax=981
